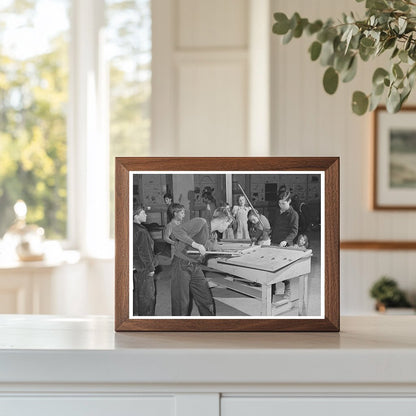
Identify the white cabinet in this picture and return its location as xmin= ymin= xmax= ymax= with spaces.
xmin=222 ymin=398 xmax=416 ymax=416
xmin=1 ymin=396 xmax=175 ymax=416
xmin=0 ymin=316 xmax=416 ymax=415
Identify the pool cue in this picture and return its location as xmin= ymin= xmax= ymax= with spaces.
xmin=237 ymin=183 xmax=266 ymax=229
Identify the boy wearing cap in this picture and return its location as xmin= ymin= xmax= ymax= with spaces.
xmin=132 ymin=205 xmax=157 ymax=316
xmin=170 ymin=207 xmax=233 ymax=316
xmin=247 ymin=209 xmax=271 ymax=245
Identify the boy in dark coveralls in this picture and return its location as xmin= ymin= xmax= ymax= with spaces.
xmin=171 ymin=207 xmax=233 ymax=316
xmin=271 ymin=191 xmax=299 ymax=299
xmin=271 ymin=191 xmax=299 ymax=247
xmin=132 ymin=205 xmax=158 ymax=316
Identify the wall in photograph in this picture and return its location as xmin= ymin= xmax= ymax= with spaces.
xmin=193 ymin=174 xmax=226 ymax=208
xmin=232 ymin=174 xmax=320 ymax=210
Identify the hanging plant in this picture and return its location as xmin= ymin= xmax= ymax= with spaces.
xmin=272 ymin=0 xmax=416 ymax=115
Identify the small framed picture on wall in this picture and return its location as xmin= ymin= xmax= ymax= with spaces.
xmin=374 ymin=106 xmax=416 ymax=209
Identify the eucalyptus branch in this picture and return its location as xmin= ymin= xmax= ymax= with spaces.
xmin=272 ymin=0 xmax=416 ymax=115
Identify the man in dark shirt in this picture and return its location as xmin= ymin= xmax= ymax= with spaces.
xmin=171 ymin=207 xmax=233 ymax=316
xmin=271 ymin=191 xmax=299 ymax=300
xmin=271 ymin=191 xmax=299 ymax=246
xmin=132 ymin=205 xmax=157 ymax=316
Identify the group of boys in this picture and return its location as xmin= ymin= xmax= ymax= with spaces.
xmin=132 ymin=190 xmax=302 ymax=317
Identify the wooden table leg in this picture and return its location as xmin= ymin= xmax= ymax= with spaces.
xmin=261 ymin=285 xmax=272 ymax=316
xmin=297 ymin=274 xmax=309 ymax=316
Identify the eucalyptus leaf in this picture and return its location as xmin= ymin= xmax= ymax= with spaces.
xmin=282 ymin=29 xmax=294 ymax=44
xmin=405 ymin=34 xmax=413 ymax=51
xmin=352 ymin=91 xmax=369 ymax=115
xmin=393 ymin=63 xmax=404 ymax=79
xmin=386 ymin=87 xmax=401 ymax=112
xmin=290 ymin=13 xmax=301 ymax=30
xmin=369 ymin=92 xmax=383 ymax=111
xmin=407 ymin=64 xmax=416 ymax=88
xmin=323 ymin=67 xmax=339 ymax=94
xmin=373 ymin=82 xmax=385 ymax=96
xmin=409 ymin=44 xmax=416 ymax=60
xmin=399 ymin=49 xmax=408 ymax=63
xmin=401 ymin=89 xmax=411 ymax=105
xmin=393 ymin=0 xmax=409 ymax=12
xmin=383 ymin=37 xmax=396 ymax=50
xmin=372 ymin=67 xmax=389 ymax=85
xmin=345 ymin=25 xmax=359 ymax=52
xmin=309 ymin=41 xmax=322 ymax=61
xmin=366 ymin=0 xmax=388 ymax=10
xmin=307 ymin=20 xmax=323 ymax=35
xmin=273 ymin=13 xmax=290 ymax=35
xmin=360 ymin=37 xmax=375 ymax=48
xmin=341 ymin=26 xmax=352 ymax=43
xmin=347 ymin=13 xmax=356 ymax=24
xmin=398 ymin=17 xmax=407 ymax=34
xmin=350 ymin=32 xmax=361 ymax=49
xmin=334 ymin=51 xmax=353 ymax=72
xmin=359 ymin=44 xmax=375 ymax=61
xmin=320 ymin=40 xmax=335 ymax=66
xmin=293 ymin=18 xmax=308 ymax=38
xmin=317 ymin=29 xmax=328 ymax=43
xmin=342 ymin=56 xmax=358 ymax=82
xmin=408 ymin=71 xmax=416 ymax=88
xmin=391 ymin=47 xmax=399 ymax=59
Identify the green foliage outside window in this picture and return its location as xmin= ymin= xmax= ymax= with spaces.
xmin=0 ymin=1 xmax=69 ymax=238
xmin=0 ymin=0 xmax=152 ymax=240
xmin=107 ymin=0 xmax=151 ymax=237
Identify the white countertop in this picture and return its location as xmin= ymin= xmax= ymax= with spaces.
xmin=0 ymin=315 xmax=415 ymax=387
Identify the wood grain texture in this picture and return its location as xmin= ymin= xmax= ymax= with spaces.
xmin=114 ymin=157 xmax=340 ymax=332
xmin=341 ymin=241 xmax=416 ymax=250
xmin=114 ymin=159 xmax=130 ymax=330
xmin=325 ymin=157 xmax=340 ymax=332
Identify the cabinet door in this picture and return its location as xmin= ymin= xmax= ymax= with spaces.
xmin=222 ymin=397 xmax=416 ymax=416
xmin=1 ymin=396 xmax=175 ymax=416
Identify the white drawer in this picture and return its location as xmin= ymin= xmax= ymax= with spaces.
xmin=221 ymin=397 xmax=416 ymax=416
xmin=0 ymin=396 xmax=175 ymax=416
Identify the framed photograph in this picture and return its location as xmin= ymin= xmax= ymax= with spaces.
xmin=374 ymin=106 xmax=416 ymax=209
xmin=115 ymin=157 xmax=339 ymax=331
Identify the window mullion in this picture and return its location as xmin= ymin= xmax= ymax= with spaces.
xmin=69 ymin=0 xmax=109 ymax=256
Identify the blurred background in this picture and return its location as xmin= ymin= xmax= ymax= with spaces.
xmin=0 ymin=0 xmax=415 ymax=316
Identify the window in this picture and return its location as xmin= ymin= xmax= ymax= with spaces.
xmin=0 ymin=0 xmax=70 ymax=239
xmin=0 ymin=0 xmax=152 ymax=251
xmin=106 ymin=0 xmax=152 ymax=237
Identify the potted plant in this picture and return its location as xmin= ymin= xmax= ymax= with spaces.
xmin=369 ymin=276 xmax=413 ymax=312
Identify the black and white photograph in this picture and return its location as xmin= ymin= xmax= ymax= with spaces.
xmin=129 ymin=171 xmax=324 ymax=319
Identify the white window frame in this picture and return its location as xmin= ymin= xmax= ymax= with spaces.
xmin=68 ymin=0 xmax=111 ymax=258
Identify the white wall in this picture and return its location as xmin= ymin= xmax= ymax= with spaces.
xmin=270 ymin=0 xmax=416 ymax=313
xmin=152 ymin=0 xmax=253 ymax=156
xmin=150 ymin=0 xmax=416 ymax=315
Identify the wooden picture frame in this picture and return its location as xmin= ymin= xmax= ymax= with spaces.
xmin=373 ymin=106 xmax=416 ymax=210
xmin=115 ymin=157 xmax=339 ymax=332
